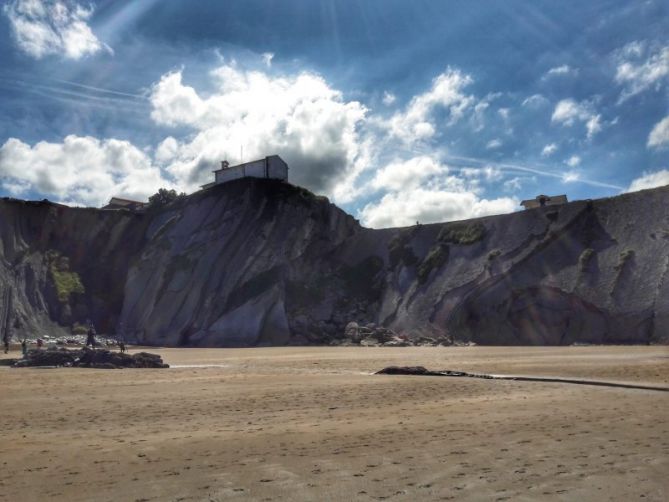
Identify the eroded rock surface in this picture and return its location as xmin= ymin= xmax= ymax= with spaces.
xmin=1 ymin=179 xmax=668 ymax=346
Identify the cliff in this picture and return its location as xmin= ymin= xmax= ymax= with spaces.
xmin=1 ymin=179 xmax=668 ymax=346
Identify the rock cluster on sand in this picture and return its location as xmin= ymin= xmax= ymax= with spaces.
xmin=12 ymin=348 xmax=169 ymax=369
xmin=337 ymin=322 xmax=454 ymax=347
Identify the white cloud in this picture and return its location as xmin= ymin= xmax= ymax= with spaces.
xmin=149 ymin=71 xmax=206 ymax=127
xmin=0 ymin=135 xmax=168 ymax=206
xmin=551 ymin=99 xmax=602 ymax=139
xmin=360 ymin=186 xmax=517 ymax=228
xmin=648 ymin=116 xmax=669 ymax=149
xmin=544 ymin=65 xmax=578 ymax=78
xmin=460 ymin=165 xmax=502 ymax=182
xmin=460 ymin=165 xmax=502 ymax=183
xmin=359 ymin=155 xmax=516 ymax=228
xmin=149 ymin=64 xmax=368 ymax=195
xmin=562 ymin=171 xmax=580 ymax=183
xmin=522 ymin=94 xmax=548 ymax=108
xmin=615 ymin=43 xmax=669 ymax=102
xmin=370 ymin=156 xmax=444 ymax=192
xmin=503 ymin=177 xmax=522 ymax=192
xmin=626 ymin=169 xmax=669 ymax=192
xmin=261 ymin=52 xmax=274 ymax=67
xmin=486 ymin=138 xmax=502 ymax=149
xmin=2 ymin=0 xmax=111 ymax=60
xmin=586 ymin=115 xmax=602 ymax=139
xmin=388 ymin=67 xmax=474 ymax=143
xmin=154 ymin=137 xmax=180 ymax=164
xmin=382 ymin=91 xmax=396 ymax=105
xmin=541 ymin=143 xmax=557 ymax=157
xmin=566 ymin=155 xmax=581 ymax=167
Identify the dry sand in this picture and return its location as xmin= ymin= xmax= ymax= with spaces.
xmin=1 ymin=346 xmax=667 ymax=501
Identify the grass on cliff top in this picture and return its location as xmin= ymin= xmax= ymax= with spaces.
xmin=438 ymin=221 xmax=486 ymax=245
xmin=48 ymin=252 xmax=85 ymax=303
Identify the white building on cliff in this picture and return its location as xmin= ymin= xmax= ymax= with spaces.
xmin=201 ymin=155 xmax=288 ymax=189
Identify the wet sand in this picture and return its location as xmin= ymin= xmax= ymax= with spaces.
xmin=1 ymin=346 xmax=667 ymax=501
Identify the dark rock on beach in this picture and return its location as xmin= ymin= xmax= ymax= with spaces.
xmin=12 ymin=348 xmax=168 ymax=369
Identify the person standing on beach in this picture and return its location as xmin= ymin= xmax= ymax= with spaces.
xmin=86 ymin=324 xmax=97 ymax=347
xmin=3 ymin=337 xmax=8 ymax=354
xmin=21 ymin=338 xmax=27 ymax=356
xmin=117 ymin=322 xmax=126 ymax=353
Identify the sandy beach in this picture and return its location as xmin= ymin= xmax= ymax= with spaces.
xmin=1 ymin=346 xmax=667 ymax=501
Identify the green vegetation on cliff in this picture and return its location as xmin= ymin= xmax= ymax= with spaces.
xmin=417 ymin=244 xmax=449 ymax=284
xmin=438 ymin=221 xmax=486 ymax=245
xmin=47 ymin=252 xmax=84 ymax=303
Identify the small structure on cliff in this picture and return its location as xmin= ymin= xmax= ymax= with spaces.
xmin=520 ymin=194 xmax=568 ymax=210
xmin=201 ymin=155 xmax=289 ymax=189
xmin=102 ymin=197 xmax=148 ymax=211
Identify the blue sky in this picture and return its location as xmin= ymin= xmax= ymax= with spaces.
xmin=0 ymin=0 xmax=667 ymax=227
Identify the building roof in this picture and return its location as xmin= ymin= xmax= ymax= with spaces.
xmin=212 ymin=154 xmax=286 ymax=174
xmin=520 ymin=194 xmax=568 ymax=208
xmin=103 ymin=197 xmax=147 ymax=210
xmin=108 ymin=197 xmax=146 ymax=205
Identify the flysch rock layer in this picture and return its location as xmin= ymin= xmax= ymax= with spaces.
xmin=1 ymin=179 xmax=668 ymax=346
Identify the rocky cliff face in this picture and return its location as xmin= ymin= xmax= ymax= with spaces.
xmin=1 ymin=180 xmax=668 ymax=346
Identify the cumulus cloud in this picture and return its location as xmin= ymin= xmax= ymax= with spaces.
xmin=0 ymin=135 xmax=168 ymax=206
xmin=562 ymin=171 xmax=580 ymax=183
xmin=565 ymin=155 xmax=581 ymax=167
xmin=369 ymin=156 xmax=443 ymax=192
xmin=388 ymin=67 xmax=474 ymax=143
xmin=615 ymin=43 xmax=669 ymax=102
xmin=551 ymin=99 xmax=602 ymax=139
xmin=359 ymin=155 xmax=516 ymax=228
xmin=627 ymin=169 xmax=669 ymax=192
xmin=149 ymin=64 xmax=368 ymax=195
xmin=647 ymin=116 xmax=669 ymax=149
xmin=541 ymin=143 xmax=557 ymax=157
xmin=360 ymin=186 xmax=517 ymax=228
xmin=3 ymin=0 xmax=111 ymax=60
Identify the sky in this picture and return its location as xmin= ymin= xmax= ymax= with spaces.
xmin=0 ymin=0 xmax=667 ymax=228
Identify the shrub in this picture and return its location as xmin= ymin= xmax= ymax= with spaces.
xmin=148 ymin=188 xmax=186 ymax=208
xmin=615 ymin=249 xmax=634 ymax=270
xmin=579 ymin=248 xmax=595 ymax=270
xmin=48 ymin=252 xmax=84 ymax=303
xmin=417 ymin=244 xmax=449 ymax=284
xmin=438 ymin=222 xmax=486 ymax=245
